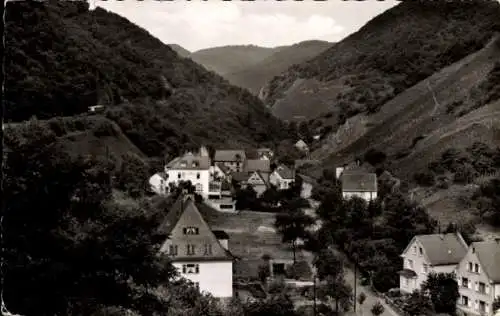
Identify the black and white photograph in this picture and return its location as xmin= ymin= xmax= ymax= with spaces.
xmin=2 ymin=0 xmax=500 ymax=315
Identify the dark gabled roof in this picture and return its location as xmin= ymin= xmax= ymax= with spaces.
xmin=341 ymin=172 xmax=377 ymax=192
xmin=158 ymin=195 xmax=234 ymax=261
xmin=214 ymin=149 xmax=246 ymax=162
xmin=212 ymin=230 xmax=229 ymax=240
xmin=246 ymin=159 xmax=271 ymax=173
xmin=414 ymin=233 xmax=468 ymax=266
xmin=157 ymin=195 xmax=186 ymax=235
xmin=472 ymin=240 xmax=500 ymax=283
xmin=274 ymin=165 xmax=294 ymax=180
xmin=166 ymin=152 xmax=210 ymax=170
xmin=215 ymin=162 xmax=232 ymax=175
xmin=232 ymin=172 xmax=250 ymax=182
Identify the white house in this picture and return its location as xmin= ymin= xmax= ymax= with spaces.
xmin=340 ymin=172 xmax=378 ymax=201
xmin=149 ymin=172 xmax=168 ymax=195
xmin=158 ymin=194 xmax=234 ymax=298
xmin=455 ymin=239 xmax=500 ymax=316
xmin=399 ymin=233 xmax=468 ymax=294
xmin=164 ymin=150 xmax=211 ymax=197
xmin=269 ymin=165 xmax=295 ymax=190
xmin=295 ymin=139 xmax=309 ymax=153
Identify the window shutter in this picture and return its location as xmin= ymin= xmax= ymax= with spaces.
xmin=195 ymin=264 xmax=199 ymax=274
xmin=469 ymin=280 xmax=472 ymax=289
xmin=468 ymin=299 xmax=473 ymax=308
xmin=474 ymin=301 xmax=479 ymax=311
xmin=485 ymin=285 xmax=490 ymax=294
xmin=182 ymin=265 xmax=186 ymax=274
xmin=475 ymin=282 xmax=479 ymax=291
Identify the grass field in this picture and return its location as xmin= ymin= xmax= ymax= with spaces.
xmin=197 ymin=204 xmax=312 ymax=279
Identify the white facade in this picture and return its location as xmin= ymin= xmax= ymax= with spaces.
xmin=269 ymin=172 xmax=294 ymax=190
xmin=342 ymin=191 xmax=377 ymax=201
xmin=173 ymin=261 xmax=233 ymax=298
xmin=165 ymin=168 xmax=210 ymax=197
xmin=149 ymin=173 xmax=168 ymax=195
xmin=400 ymin=238 xmax=459 ymax=294
xmin=456 ymin=247 xmax=499 ymax=316
xmin=301 ymin=181 xmax=313 ymax=199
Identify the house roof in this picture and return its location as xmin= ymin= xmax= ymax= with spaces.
xmin=246 ymin=159 xmax=271 ymax=173
xmin=341 ymin=172 xmax=377 ymax=192
xmin=257 ymin=148 xmax=272 ymax=153
xmin=212 ymin=230 xmax=229 ymax=240
xmin=158 ymin=195 xmax=233 ymax=261
xmin=232 ymin=172 xmax=250 ymax=182
xmin=295 ymin=139 xmax=308 ymax=148
xmin=275 ymin=165 xmax=294 ymax=180
xmin=294 ymin=159 xmax=320 ymax=170
xmin=166 ymin=152 xmax=210 ymax=170
xmin=471 ymin=239 xmax=500 ymax=283
xmin=215 ymin=162 xmax=232 ymax=175
xmin=411 ymin=233 xmax=468 ymax=266
xmin=214 ymin=150 xmax=246 ymax=162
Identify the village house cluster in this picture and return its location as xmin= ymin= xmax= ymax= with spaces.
xmin=400 ymin=233 xmax=500 ymax=316
xmin=148 ymin=141 xmax=382 ymax=300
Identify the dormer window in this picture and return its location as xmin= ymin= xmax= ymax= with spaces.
xmin=180 ymin=161 xmax=187 ymax=167
xmin=183 ymin=227 xmax=199 ymax=235
xmin=196 ymin=172 xmax=200 ymax=179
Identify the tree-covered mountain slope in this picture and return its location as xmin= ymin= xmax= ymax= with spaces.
xmin=5 ymin=1 xmax=291 ymax=158
xmin=261 ymin=0 xmax=500 ymax=122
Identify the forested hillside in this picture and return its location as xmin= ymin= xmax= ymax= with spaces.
xmin=225 ymin=40 xmax=333 ymax=95
xmin=262 ymin=0 xmax=500 ymax=122
xmin=5 ymin=1 xmax=291 ymax=158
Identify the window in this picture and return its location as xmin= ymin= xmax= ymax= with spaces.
xmin=474 ymin=263 xmax=480 ymax=273
xmin=419 ymin=247 xmax=423 ymax=256
xmin=422 ymin=264 xmax=428 ymax=273
xmin=462 ymin=277 xmax=469 ymax=288
xmin=194 ymin=282 xmax=200 ymax=290
xmin=186 ymin=244 xmax=196 ymax=255
xmin=168 ymin=244 xmax=178 ymax=256
xmin=408 ymin=259 xmax=414 ymax=269
xmin=479 ymin=301 xmax=486 ymax=312
xmin=196 ymin=172 xmax=200 ymax=179
xmin=405 ymin=278 xmax=409 ymax=286
xmin=183 ymin=227 xmax=199 ymax=235
xmin=468 ymin=262 xmax=473 ymax=272
xmin=182 ymin=264 xmax=199 ymax=274
xmin=478 ymin=282 xmax=486 ymax=294
xmin=195 ymin=183 xmax=203 ymax=193
xmin=178 ymin=173 xmax=181 ymax=179
xmin=204 ymin=244 xmax=212 ymax=255
xmin=461 ymin=296 xmax=469 ymax=306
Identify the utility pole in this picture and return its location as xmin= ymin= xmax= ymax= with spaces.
xmin=354 ymin=262 xmax=357 ymax=314
xmin=313 ymin=274 xmax=317 ymax=316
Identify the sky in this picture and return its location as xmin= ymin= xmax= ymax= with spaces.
xmin=94 ymin=0 xmax=399 ymax=52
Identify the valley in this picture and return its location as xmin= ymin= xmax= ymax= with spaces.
xmin=4 ymin=0 xmax=500 ymax=316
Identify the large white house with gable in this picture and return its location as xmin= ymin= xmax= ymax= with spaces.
xmin=164 ymin=148 xmax=211 ymax=197
xmin=158 ymin=194 xmax=234 ymax=298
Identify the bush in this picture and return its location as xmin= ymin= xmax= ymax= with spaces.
xmin=364 ymin=148 xmax=387 ymax=166
xmin=414 ymin=171 xmax=436 ymax=187
xmin=453 ymin=164 xmax=476 ymax=184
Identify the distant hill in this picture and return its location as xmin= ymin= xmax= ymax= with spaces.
xmin=224 ymin=40 xmax=333 ymax=95
xmin=168 ymin=44 xmax=191 ymax=58
xmin=4 ymin=1 xmax=291 ymax=158
xmin=190 ymin=45 xmax=278 ymax=76
xmin=261 ymin=0 xmax=500 ymax=122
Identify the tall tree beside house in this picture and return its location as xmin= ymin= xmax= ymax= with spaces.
xmin=493 ymin=296 xmax=500 ymax=313
xmin=421 ymin=272 xmax=460 ymax=316
xmin=313 ymin=249 xmax=353 ymax=313
xmin=274 ymin=199 xmax=315 ymax=263
xmin=2 ymin=120 xmax=227 ymax=316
